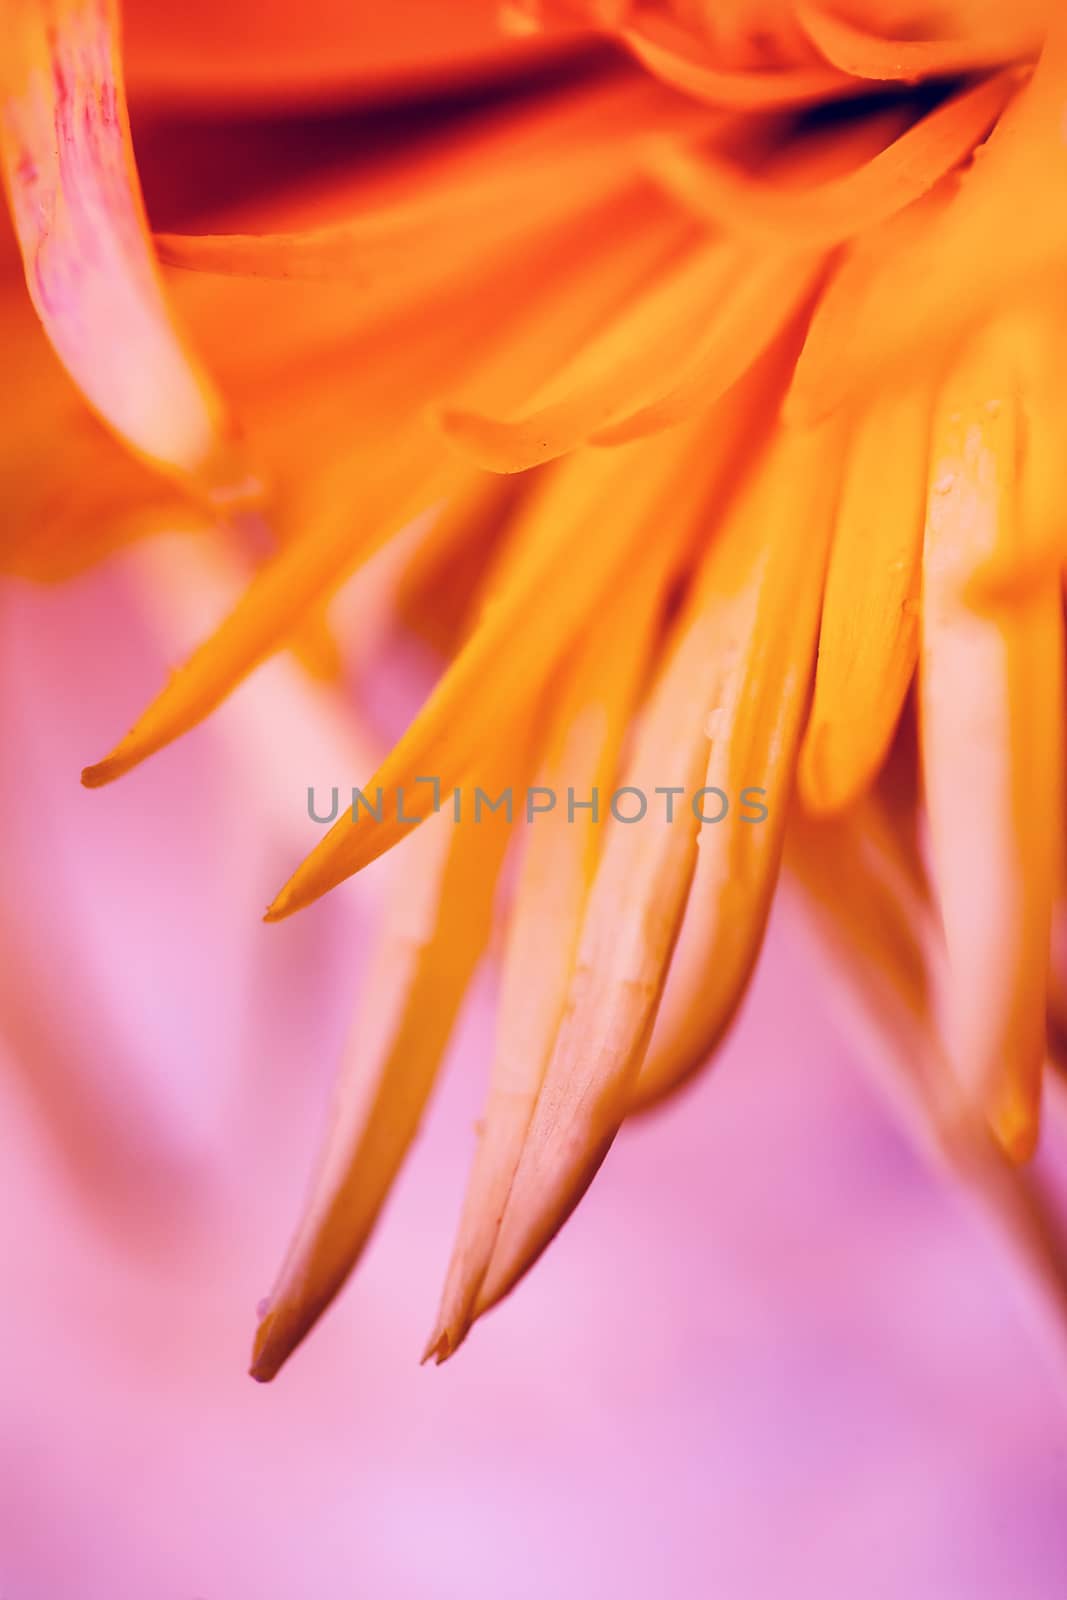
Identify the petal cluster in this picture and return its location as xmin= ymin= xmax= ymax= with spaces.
xmin=4 ymin=0 xmax=1067 ymax=1377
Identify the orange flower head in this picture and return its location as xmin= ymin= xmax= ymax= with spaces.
xmin=4 ymin=0 xmax=1067 ymax=1380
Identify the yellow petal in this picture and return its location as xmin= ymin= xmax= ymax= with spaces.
xmin=424 ymin=520 xmax=677 ymax=1362
xmin=469 ymin=408 xmax=841 ymax=1321
xmin=631 ymin=412 xmax=844 ymax=1110
xmin=265 ymin=425 xmax=715 ymax=918
xmin=81 ymin=444 xmax=467 ymax=786
xmin=466 ymin=581 xmax=729 ymax=1322
xmin=250 ymin=745 xmax=520 ymax=1383
xmin=966 ymin=320 xmax=1067 ymax=606
xmin=81 ymin=188 xmax=693 ymax=788
xmin=798 ymin=378 xmax=931 ymax=815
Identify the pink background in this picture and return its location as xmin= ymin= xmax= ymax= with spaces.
xmin=2 ymin=546 xmax=1066 ymax=1599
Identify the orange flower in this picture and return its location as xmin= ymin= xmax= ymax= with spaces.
xmin=5 ymin=0 xmax=1067 ymax=1379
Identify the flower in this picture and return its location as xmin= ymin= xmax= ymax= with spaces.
xmin=4 ymin=0 xmax=1067 ymax=1383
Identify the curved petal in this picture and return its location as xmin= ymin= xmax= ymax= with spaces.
xmin=469 ymin=409 xmax=841 ymax=1325
xmin=621 ymin=10 xmax=852 ymax=105
xmin=124 ymin=0 xmax=559 ymax=107
xmin=424 ymin=527 xmax=674 ymax=1364
xmin=795 ymin=0 xmax=1042 ymax=81
xmin=251 ymin=752 xmax=519 ymax=1383
xmin=787 ymin=32 xmax=1067 ymax=424
xmin=631 ymin=412 xmax=844 ymax=1112
xmin=921 ymin=320 xmax=1064 ymax=1161
xmin=0 ymin=0 xmax=254 ymax=502
xmin=798 ymin=377 xmax=931 ymax=815
xmin=651 ymin=72 xmax=1014 ymax=249
xmin=264 ymin=428 xmax=712 ymax=919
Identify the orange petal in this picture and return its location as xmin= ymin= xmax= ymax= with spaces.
xmin=795 ymin=0 xmax=1042 ymax=80
xmin=439 ymin=241 xmax=744 ymax=472
xmin=621 ymin=10 xmax=852 ymax=105
xmin=125 ymin=0 xmax=548 ymax=107
xmin=651 ymin=72 xmax=1014 ymax=248
xmin=921 ymin=319 xmax=1064 ymax=1161
xmin=593 ymin=249 xmax=826 ymax=446
xmin=156 ymin=141 xmax=641 ymax=285
xmin=787 ymin=40 xmax=1067 ymax=425
xmin=154 ymin=72 xmax=711 ymax=281
xmin=0 ymin=0 xmax=254 ymax=502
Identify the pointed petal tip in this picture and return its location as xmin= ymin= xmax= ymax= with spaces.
xmin=419 ymin=1331 xmax=451 ymax=1367
xmin=420 ymin=1318 xmax=470 ymax=1366
xmin=796 ymin=720 xmax=858 ymax=818
xmin=992 ymin=1097 xmax=1041 ymax=1167
xmin=81 ymin=732 xmax=168 ymax=788
xmin=263 ymin=823 xmax=387 ymax=920
xmin=264 ymin=876 xmax=308 ymax=922
xmin=248 ymin=1308 xmax=292 ymax=1383
xmin=81 ymin=755 xmax=124 ymax=789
